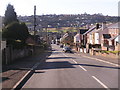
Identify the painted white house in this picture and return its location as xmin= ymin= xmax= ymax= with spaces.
xmin=115 ymin=35 xmax=120 ymax=43
xmin=74 ymin=33 xmax=80 ymax=43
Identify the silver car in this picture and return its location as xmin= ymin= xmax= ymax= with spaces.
xmin=63 ymin=46 xmax=72 ymax=53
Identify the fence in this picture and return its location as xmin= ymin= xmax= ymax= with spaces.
xmin=2 ymin=45 xmax=45 ymax=65
xmin=2 ymin=46 xmax=32 ymax=65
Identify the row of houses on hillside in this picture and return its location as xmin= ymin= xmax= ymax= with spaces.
xmin=74 ymin=22 xmax=120 ymax=52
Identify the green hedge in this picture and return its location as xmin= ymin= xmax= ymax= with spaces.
xmin=98 ymin=50 xmax=120 ymax=54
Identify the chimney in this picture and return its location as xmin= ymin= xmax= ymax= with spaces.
xmin=102 ymin=22 xmax=106 ymax=30
xmin=96 ymin=23 xmax=99 ymax=29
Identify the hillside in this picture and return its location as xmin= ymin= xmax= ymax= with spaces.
xmin=18 ymin=13 xmax=118 ymax=29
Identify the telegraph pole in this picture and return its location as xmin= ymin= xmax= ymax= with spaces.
xmin=33 ymin=5 xmax=36 ymax=54
xmin=34 ymin=5 xmax=36 ymax=38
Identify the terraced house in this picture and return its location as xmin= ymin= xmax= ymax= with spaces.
xmin=83 ymin=22 xmax=120 ymax=52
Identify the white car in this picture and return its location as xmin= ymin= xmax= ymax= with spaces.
xmin=63 ymin=46 xmax=72 ymax=53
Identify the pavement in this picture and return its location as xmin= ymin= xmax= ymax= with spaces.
xmin=1 ymin=44 xmax=119 ymax=89
xmin=73 ymin=50 xmax=119 ymax=65
xmin=2 ymin=49 xmax=52 ymax=89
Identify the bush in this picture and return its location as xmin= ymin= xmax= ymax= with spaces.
xmin=2 ymin=22 xmax=30 ymax=49
xmin=99 ymin=50 xmax=120 ymax=54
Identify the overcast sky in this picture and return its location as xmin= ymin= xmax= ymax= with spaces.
xmin=0 ymin=0 xmax=119 ymax=16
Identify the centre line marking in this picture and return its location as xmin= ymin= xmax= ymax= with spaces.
xmin=72 ymin=59 xmax=78 ymax=64
xmin=92 ymin=76 xmax=110 ymax=90
xmin=72 ymin=59 xmax=87 ymax=71
xmin=79 ymin=65 xmax=87 ymax=71
xmin=63 ymin=53 xmax=88 ymax=72
xmin=63 ymin=53 xmax=68 ymax=57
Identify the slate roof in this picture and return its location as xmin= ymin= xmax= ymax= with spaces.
xmin=83 ymin=26 xmax=96 ymax=35
xmin=79 ymin=29 xmax=88 ymax=34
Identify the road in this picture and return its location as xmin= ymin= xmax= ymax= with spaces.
xmin=22 ymin=44 xmax=119 ymax=89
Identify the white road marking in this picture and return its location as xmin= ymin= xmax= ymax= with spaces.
xmin=72 ymin=58 xmax=87 ymax=71
xmin=63 ymin=53 xmax=87 ymax=71
xmin=72 ymin=59 xmax=78 ymax=64
xmin=79 ymin=65 xmax=87 ymax=71
xmin=12 ymin=70 xmax=31 ymax=89
xmin=92 ymin=76 xmax=110 ymax=90
xmin=62 ymin=53 xmax=68 ymax=57
xmin=74 ymin=53 xmax=78 ymax=55
xmin=12 ymin=62 xmax=40 ymax=89
xmin=81 ymin=55 xmax=119 ymax=67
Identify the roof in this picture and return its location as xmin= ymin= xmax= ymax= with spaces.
xmin=103 ymin=34 xmax=111 ymax=39
xmin=108 ymin=35 xmax=120 ymax=43
xmin=74 ymin=33 xmax=80 ymax=38
xmin=79 ymin=29 xmax=88 ymax=34
xmin=89 ymin=27 xmax=102 ymax=34
xmin=115 ymin=35 xmax=120 ymax=43
xmin=108 ymin=22 xmax=120 ymax=29
xmin=83 ymin=26 xmax=96 ymax=35
xmin=109 ymin=35 xmax=119 ymax=41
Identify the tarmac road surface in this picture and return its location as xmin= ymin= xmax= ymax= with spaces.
xmin=22 ymin=44 xmax=119 ymax=89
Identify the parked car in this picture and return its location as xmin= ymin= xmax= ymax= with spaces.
xmin=60 ymin=44 xmax=63 ymax=48
xmin=63 ymin=46 xmax=72 ymax=53
xmin=56 ymin=39 xmax=60 ymax=45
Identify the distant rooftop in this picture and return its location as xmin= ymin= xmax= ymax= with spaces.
xmin=108 ymin=22 xmax=120 ymax=29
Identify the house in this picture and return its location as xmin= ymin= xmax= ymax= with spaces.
xmin=84 ymin=22 xmax=120 ymax=52
xmin=114 ymin=35 xmax=120 ymax=51
xmin=74 ymin=29 xmax=88 ymax=51
xmin=108 ymin=35 xmax=120 ymax=51
xmin=74 ymin=33 xmax=80 ymax=43
xmin=83 ymin=25 xmax=97 ymax=52
xmin=74 ymin=33 xmax=80 ymax=51
xmin=74 ymin=29 xmax=88 ymax=43
xmin=100 ymin=22 xmax=119 ymax=51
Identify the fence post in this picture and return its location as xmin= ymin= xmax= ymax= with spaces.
xmin=2 ymin=48 xmax=6 ymax=65
xmin=5 ymin=47 xmax=8 ymax=65
xmin=9 ymin=45 xmax=12 ymax=63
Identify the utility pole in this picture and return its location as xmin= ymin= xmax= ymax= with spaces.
xmin=34 ymin=5 xmax=36 ymax=39
xmin=45 ymin=27 xmax=47 ymax=42
xmin=33 ymin=5 xmax=36 ymax=54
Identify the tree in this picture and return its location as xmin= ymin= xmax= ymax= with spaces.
xmin=2 ymin=22 xmax=30 ymax=48
xmin=2 ymin=4 xmax=30 ymax=49
xmin=4 ymin=4 xmax=18 ymax=26
xmin=18 ymin=22 xmax=29 ymax=41
xmin=61 ymin=31 xmax=73 ymax=45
